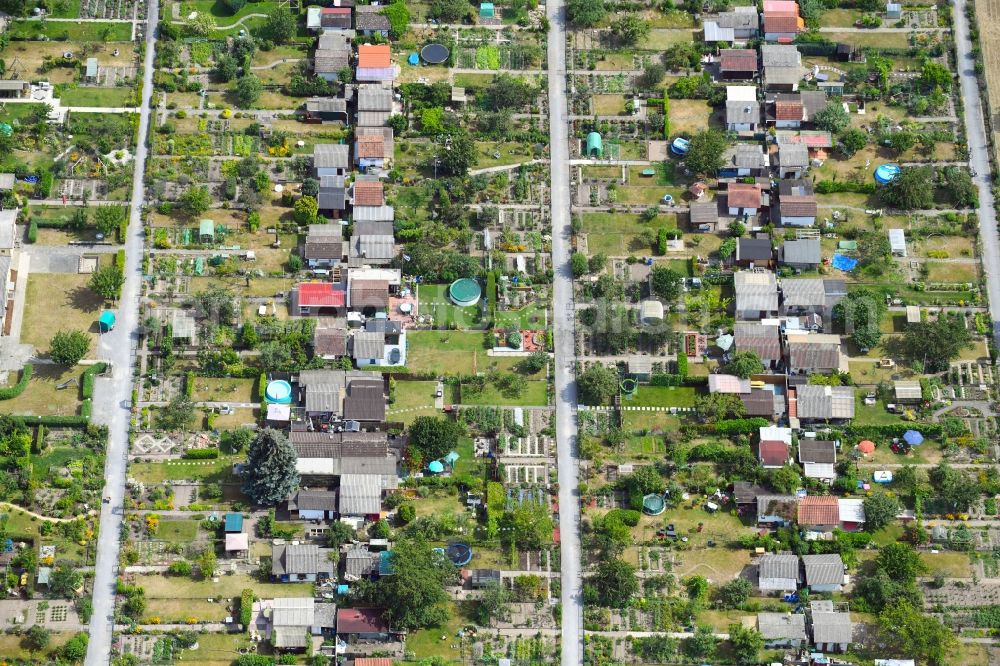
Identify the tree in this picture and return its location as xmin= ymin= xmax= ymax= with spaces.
xmin=650 ymin=265 xmax=682 ymax=301
xmin=768 ymin=465 xmax=802 ymax=495
xmin=728 ymin=624 xmax=763 ymax=664
xmin=222 ymin=0 xmax=246 ymax=12
xmin=408 ymin=416 xmax=464 ymax=462
xmin=683 ymin=626 xmax=717 ymax=660
xmin=813 ymin=102 xmax=850 ymax=133
xmin=220 ymin=427 xmax=255 ymax=453
xmin=293 ymin=195 xmax=319 ymax=225
xmin=178 ymin=185 xmax=212 ymax=217
xmin=886 ymin=130 xmax=916 ymax=155
xmin=49 ymin=330 xmax=90 ymax=366
xmin=264 ymin=6 xmax=296 ymax=43
xmin=876 ymin=542 xmax=925 ymax=583
xmin=214 ymin=54 xmax=239 ymax=82
xmin=477 ymin=580 xmax=513 ymax=624
xmin=684 ymin=129 xmax=728 ymax=176
xmin=184 ymin=12 xmax=217 ymax=36
xmin=898 ymin=316 xmax=972 ymax=373
xmin=577 ymin=363 xmax=619 ymax=405
xmin=397 ymin=503 xmax=416 ymax=524
xmin=942 ymin=166 xmax=977 ymax=207
xmin=301 ymin=178 xmax=320 ymax=198
xmin=326 ymin=521 xmax=356 ymax=549
xmin=156 ymin=394 xmax=196 ymax=431
xmin=483 ymin=75 xmax=537 ymax=110
xmin=25 ymin=625 xmax=52 ymax=651
xmin=196 ymin=547 xmax=217 ymax=578
xmin=61 ymin=633 xmax=89 ymax=661
xmin=241 ymin=428 xmax=300 ymax=506
xmin=516 ymin=350 xmax=549 ymax=375
xmin=587 ymin=558 xmax=638 ymax=607
xmin=167 ymin=559 xmax=192 ymax=576
xmin=429 ymin=0 xmax=473 ymax=22
xmin=570 ymin=252 xmax=588 ymax=277
xmin=382 ymin=0 xmax=410 ymax=39
xmin=435 ymin=130 xmax=478 ymax=176
xmin=727 ymin=350 xmax=763 ymax=378
xmin=234 ymin=73 xmax=262 ymax=108
xmin=94 ymin=204 xmax=126 ymax=237
xmin=919 ymin=60 xmax=951 ymax=92
xmin=928 ymin=462 xmax=980 ymax=511
xmin=47 ymin=566 xmax=83 ymax=598
xmin=89 ymin=264 xmax=125 ymax=301
xmin=366 ymin=537 xmax=457 ymax=630
xmin=610 ymin=13 xmax=650 ymax=46
xmin=638 ymin=63 xmax=666 ymax=89
xmin=863 ymin=491 xmax=901 ymax=531
xmin=878 ymin=600 xmax=956 ymax=666
xmin=566 ymin=0 xmax=605 ymax=26
xmin=839 ymin=127 xmax=868 ymax=157
xmin=714 ymin=577 xmax=752 ymax=609
xmin=832 ymin=288 xmax=886 ymax=351
xmin=695 ymin=393 xmax=746 ymax=421
xmin=684 ymin=575 xmax=709 ymax=602
xmin=878 ymin=165 xmax=934 ymax=209
xmin=856 ymin=230 xmax=893 ymax=275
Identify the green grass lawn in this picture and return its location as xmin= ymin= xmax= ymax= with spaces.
xmin=190 ymin=377 xmax=257 ymax=403
xmin=129 ymin=458 xmax=237 ymax=484
xmin=405 ymin=331 xmax=489 ymax=375
xmin=136 ymin=572 xmax=313 ymax=599
xmin=852 ymin=394 xmax=905 ymax=426
xmin=49 ymin=0 xmax=82 ymax=17
xmin=495 ymin=301 xmax=548 ymax=329
xmin=0 ymin=365 xmax=83 ymax=417
xmin=30 ymin=446 xmax=93 ymax=481
xmin=578 ymin=211 xmax=677 ymax=256
xmin=157 ymin=519 xmax=202 ymax=544
xmin=919 ymin=551 xmax=972 ymax=578
xmin=622 ymin=411 xmax=682 ymax=433
xmin=182 ymin=0 xmax=278 ymax=19
xmin=418 ymin=283 xmax=485 ymax=329
xmin=0 ymin=633 xmax=78 ymax=663
xmin=405 ymin=601 xmax=478 ymax=661
xmin=8 ymin=20 xmax=133 ymax=41
xmin=59 ymin=86 xmax=135 ymax=108
xmin=460 ymin=380 xmax=548 ymax=406
xmin=388 ymin=380 xmax=442 ymax=424
xmin=623 ymin=385 xmax=698 ymax=408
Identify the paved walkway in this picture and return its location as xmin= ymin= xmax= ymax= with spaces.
xmin=85 ymin=1 xmax=159 ymax=663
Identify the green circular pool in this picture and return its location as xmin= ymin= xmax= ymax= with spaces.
xmin=449 ymin=278 xmax=482 ymax=307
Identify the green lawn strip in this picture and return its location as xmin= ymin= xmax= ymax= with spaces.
xmin=417 ymin=283 xmax=484 ymax=329
xmin=8 ymin=20 xmax=133 ymax=41
xmin=136 ymin=572 xmax=313 ymax=599
xmin=495 ymin=302 xmax=548 ymax=329
xmin=29 ymin=446 xmax=92 ymax=481
xmin=405 ymin=601 xmax=477 ymax=661
xmin=157 ymin=519 xmax=202 ymax=544
xmin=622 ymin=385 xmax=698 ymax=408
xmin=461 ymin=380 xmax=548 ymax=406
xmin=58 ymin=87 xmax=135 ymax=108
xmin=129 ymin=458 xmax=237 ymax=484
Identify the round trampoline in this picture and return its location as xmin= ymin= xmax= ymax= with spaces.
xmin=446 ymin=542 xmax=473 ymax=566
xmin=449 ymin=278 xmax=482 ymax=307
xmin=621 ymin=378 xmax=638 ymax=394
xmin=265 ymin=380 xmax=292 ymax=404
xmin=874 ymin=163 xmax=900 ymax=185
xmin=421 ymin=43 xmax=450 ymax=64
xmin=642 ymin=494 xmax=665 ymax=516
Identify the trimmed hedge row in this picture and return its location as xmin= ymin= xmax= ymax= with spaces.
xmin=240 ymin=589 xmax=253 ymax=628
xmin=81 ymin=362 xmax=108 ymax=400
xmin=27 ymin=220 xmax=38 ymax=244
xmin=714 ymin=417 xmax=770 ymax=435
xmin=0 ymin=364 xmax=33 ymax=400
xmin=649 ymin=373 xmax=707 ymax=387
xmin=815 ymin=180 xmax=876 ymax=195
xmin=846 ymin=423 xmax=943 ymax=441
xmin=18 ymin=415 xmax=89 ymax=427
xmin=185 ymin=371 xmax=195 ymax=398
xmin=81 ymin=399 xmax=92 ymax=419
xmin=184 ymin=448 xmax=220 ymax=459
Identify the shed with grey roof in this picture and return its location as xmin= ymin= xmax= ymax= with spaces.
xmin=758 ymin=612 xmax=807 ymax=647
xmin=271 ymin=543 xmax=337 ymax=581
xmin=802 ymin=553 xmax=845 ymax=591
xmin=339 ymin=473 xmax=387 ymax=516
xmin=758 ymin=552 xmax=800 ymax=592
xmin=780 ymin=238 xmax=821 ymax=268
xmin=811 ymin=607 xmax=853 ymax=652
xmin=795 ymin=385 xmax=855 ymax=421
xmin=734 ymin=271 xmax=779 ymax=319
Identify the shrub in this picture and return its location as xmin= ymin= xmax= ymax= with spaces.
xmin=27 ymin=220 xmax=38 ymax=243
xmin=117 ymin=218 xmax=128 ymax=244
xmin=184 ymin=448 xmax=220 ymax=459
xmin=20 ymin=415 xmax=89 ymax=427
xmin=815 ymin=180 xmax=876 ymax=194
xmin=714 ymin=417 xmax=769 ymax=435
xmin=185 ymin=371 xmax=195 ymax=397
xmin=656 ymin=228 xmax=669 ymax=255
xmin=0 ymin=364 xmax=32 ymax=400
xmin=81 ymin=399 xmax=92 ymax=419
xmin=81 ymin=362 xmax=108 ymax=400
xmin=240 ymin=588 xmax=253 ymax=629
xmin=258 ymin=372 xmax=267 ymax=401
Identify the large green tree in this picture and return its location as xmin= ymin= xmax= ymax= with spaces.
xmin=878 ymin=600 xmax=956 ymax=666
xmin=897 ymin=315 xmax=973 ymax=373
xmin=726 ymin=350 xmax=763 ymax=378
xmin=264 ymin=6 xmax=296 ymax=43
xmin=649 ymin=265 xmax=682 ymax=301
xmin=878 ymin=165 xmax=935 ymax=210
xmin=813 ymin=102 xmax=850 ymax=133
xmin=586 ymin=558 xmax=639 ymax=608
xmin=684 ymin=129 xmax=728 ymax=176
xmin=49 ymin=330 xmax=90 ymax=366
xmin=89 ymin=264 xmax=125 ymax=301
xmin=832 ymin=288 xmax=886 ymax=351
xmin=863 ymin=491 xmax=901 ymax=531
xmin=241 ymin=428 xmax=300 ymax=506
xmin=366 ymin=537 xmax=457 ymax=630
xmin=576 ymin=363 xmax=619 ymax=405
xmin=408 ymin=416 xmax=464 ymax=463
xmin=728 ymin=624 xmax=763 ymax=664
xmin=94 ymin=204 xmax=127 ymax=238
xmin=234 ymin=73 xmax=262 ymax=108
xmin=566 ymin=0 xmax=606 ymax=26
xmin=609 ymin=13 xmax=650 ymax=46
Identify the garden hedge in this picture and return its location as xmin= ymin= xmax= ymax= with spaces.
xmin=184 ymin=448 xmax=219 ymax=459
xmin=81 ymin=362 xmax=108 ymax=400
xmin=240 ymin=589 xmax=253 ymax=628
xmin=80 ymin=399 xmax=92 ymax=420
xmin=0 ymin=363 xmax=32 ymax=400
xmin=19 ymin=415 xmax=89 ymax=427
xmin=117 ymin=219 xmax=127 ymax=244
xmin=815 ymin=180 xmax=876 ymax=195
xmin=714 ymin=417 xmax=770 ymax=435
xmin=258 ymin=372 xmax=267 ymax=401
xmin=185 ymin=371 xmax=195 ymax=398
xmin=27 ymin=220 xmax=37 ymax=244
xmin=846 ymin=423 xmax=943 ymax=441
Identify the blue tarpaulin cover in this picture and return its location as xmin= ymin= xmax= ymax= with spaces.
xmin=831 ymin=254 xmax=858 ymax=271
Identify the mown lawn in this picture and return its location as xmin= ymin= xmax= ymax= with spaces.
xmin=129 ymin=458 xmax=237 ymax=484
xmin=21 ymin=273 xmax=103 ymax=355
xmin=624 ymin=385 xmax=698 ymax=408
xmin=461 ymin=380 xmax=548 ymax=406
xmin=0 ymin=365 xmax=83 ymax=417
xmin=58 ymin=86 xmax=135 ymax=108
xmin=8 ymin=20 xmax=133 ymax=41
xmin=136 ymin=572 xmax=313 ymax=599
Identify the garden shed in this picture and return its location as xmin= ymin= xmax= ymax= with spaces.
xmin=585 ymin=132 xmax=603 ymax=157
xmin=199 ymin=219 xmax=215 ymax=243
xmin=479 ymin=2 xmax=495 ymax=18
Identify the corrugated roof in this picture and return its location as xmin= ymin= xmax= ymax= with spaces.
xmin=802 ymin=553 xmax=844 ymax=585
xmin=798 ymin=439 xmax=836 ymax=464
xmin=812 ymin=611 xmax=853 ymax=645
xmin=357 ymin=85 xmax=394 ymax=111
xmin=343 ymin=378 xmax=386 ymax=420
xmin=355 ymin=5 xmax=391 ymax=30
xmin=315 ymin=144 xmax=350 ymax=169
xmin=350 ymin=279 xmax=390 ymax=308
xmin=779 ymin=143 xmax=810 ymax=167
xmin=272 ymin=597 xmax=315 ymax=628
xmin=734 ymin=271 xmax=779 ymax=313
xmin=288 ymin=489 xmax=338 ymax=511
xmin=339 ymin=473 xmax=385 ymax=515
xmin=781 ymin=278 xmax=825 ymax=306
xmin=734 ymin=321 xmax=781 ymax=361
xmin=762 ymin=44 xmax=802 ymax=67
xmin=787 ymin=336 xmax=842 ymax=372
xmin=759 ymin=552 xmax=799 ymax=586
xmin=353 ymin=180 xmax=385 ymax=206
xmin=271 ymin=544 xmax=336 ymax=576
xmin=894 ymin=380 xmax=922 ymax=400
xmin=720 ymin=48 xmax=759 ymax=71
xmin=689 ymin=200 xmax=719 ymax=225
xmin=796 ymin=385 xmax=854 ymax=420
xmin=782 ymin=238 xmax=821 ymax=265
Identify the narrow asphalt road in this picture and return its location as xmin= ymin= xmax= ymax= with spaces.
xmin=85 ymin=2 xmax=159 ymax=664
xmin=953 ymin=0 xmax=1000 ymax=351
xmin=545 ymin=2 xmax=583 ymax=665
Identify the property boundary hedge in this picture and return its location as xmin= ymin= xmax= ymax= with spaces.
xmin=184 ymin=448 xmax=219 ymax=459
xmin=27 ymin=220 xmax=37 ymax=244
xmin=81 ymin=399 xmax=92 ymax=419
xmin=240 ymin=589 xmax=253 ymax=628
xmin=0 ymin=364 xmax=32 ymax=400
xmin=81 ymin=362 xmax=108 ymax=400
xmin=846 ymin=423 xmax=943 ymax=440
xmin=714 ymin=417 xmax=770 ymax=435
xmin=18 ymin=415 xmax=89 ymax=427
